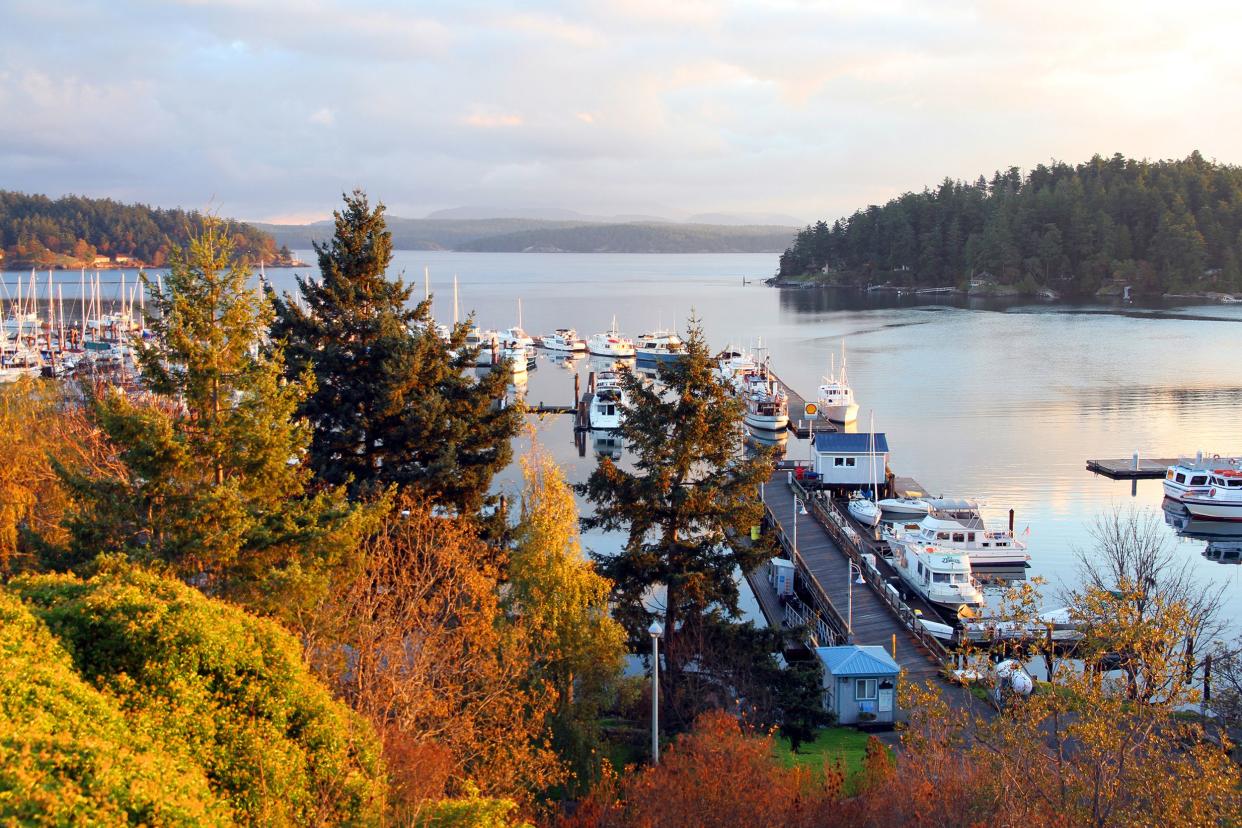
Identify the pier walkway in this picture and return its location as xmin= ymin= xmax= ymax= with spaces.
xmin=768 ymin=370 xmax=835 ymax=439
xmin=762 ymin=471 xmax=944 ymax=680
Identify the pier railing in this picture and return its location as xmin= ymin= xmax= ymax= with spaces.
xmin=782 ymin=476 xmax=952 ymax=665
xmin=767 ymin=502 xmax=851 ymax=647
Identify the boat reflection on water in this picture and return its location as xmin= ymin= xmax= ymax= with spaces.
xmin=588 ymin=354 xmax=634 ymax=374
xmin=545 ymin=351 xmax=582 ymax=371
xmin=590 ymin=428 xmax=623 ymax=460
xmin=1163 ymin=496 xmax=1242 ymax=566
xmin=743 ymin=424 xmax=788 ymax=459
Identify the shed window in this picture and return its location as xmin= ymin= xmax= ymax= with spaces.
xmin=846 ymin=458 xmax=856 ymax=467
xmin=834 ymin=457 xmax=845 ymax=467
xmin=855 ymin=678 xmax=878 ymax=700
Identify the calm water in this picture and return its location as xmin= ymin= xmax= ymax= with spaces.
xmin=9 ymin=252 xmax=1242 ymax=629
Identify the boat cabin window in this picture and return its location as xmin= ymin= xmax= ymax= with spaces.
xmin=1175 ymin=473 xmax=1187 ymax=483
xmin=967 ymin=532 xmax=976 ymax=542
xmin=834 ymin=457 xmax=845 ymax=467
xmin=916 ymin=562 xmax=923 ymax=576
xmin=1191 ymin=475 xmax=1208 ymax=485
xmin=952 ymin=533 xmax=965 ymax=543
xmin=937 ymin=532 xmax=950 ymax=540
xmin=933 ymin=572 xmax=949 ymax=583
xmin=953 ymin=573 xmax=968 ymax=583
xmin=1231 ymin=480 xmax=1242 ymax=488
xmin=855 ymin=678 xmax=878 ymax=701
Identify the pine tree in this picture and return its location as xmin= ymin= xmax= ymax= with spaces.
xmin=55 ymin=218 xmax=357 ymax=611
xmin=270 ymin=190 xmax=520 ymax=513
xmin=579 ymin=317 xmax=774 ymax=724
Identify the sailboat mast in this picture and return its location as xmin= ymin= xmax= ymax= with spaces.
xmin=80 ymin=269 xmax=86 ymax=344
xmin=424 ymin=266 xmax=430 ymax=302
xmin=452 ymin=274 xmax=459 ymax=325
xmin=869 ymin=411 xmax=878 ymax=501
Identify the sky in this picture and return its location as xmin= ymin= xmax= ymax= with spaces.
xmin=3 ymin=0 xmax=1242 ymax=224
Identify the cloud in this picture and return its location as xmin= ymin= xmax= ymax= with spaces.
xmin=463 ymin=109 xmax=524 ymax=129
xmin=576 ymin=112 xmax=595 ymax=124
xmin=309 ymin=107 xmax=335 ymax=126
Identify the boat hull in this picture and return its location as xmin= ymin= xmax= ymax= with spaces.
xmin=848 ymin=500 xmax=881 ymax=527
xmin=635 ymin=350 xmax=684 ymax=363
xmin=877 ymin=498 xmax=930 ymax=517
xmin=1182 ymin=498 xmax=1242 ymax=521
xmin=744 ymin=412 xmax=789 ymax=431
xmin=822 ymin=402 xmax=859 ymax=424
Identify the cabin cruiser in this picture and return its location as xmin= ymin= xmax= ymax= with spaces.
xmin=847 ymin=493 xmax=881 ymax=527
xmin=540 ymin=328 xmax=586 ymax=352
xmin=885 ymin=499 xmax=1030 ymax=568
xmin=740 ymin=372 xmax=789 ymax=431
xmin=876 ymin=497 xmax=931 ymax=517
xmin=587 ymin=317 xmax=635 ymax=358
xmin=466 ymin=327 xmax=528 ymax=374
xmin=634 ymin=330 xmax=684 ymax=363
xmin=500 ymin=326 xmax=535 ymax=350
xmin=1163 ymin=453 xmax=1242 ymax=500
xmin=817 ymin=342 xmax=859 ymax=424
xmin=589 ymin=371 xmax=626 ymax=430
xmin=1181 ymin=472 xmax=1242 ymax=522
xmin=715 ymin=347 xmax=760 ymax=387
xmin=889 ymin=540 xmax=985 ymax=612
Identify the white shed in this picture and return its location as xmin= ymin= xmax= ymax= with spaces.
xmin=812 ymin=432 xmax=889 ymax=487
xmin=768 ymin=557 xmax=795 ymax=597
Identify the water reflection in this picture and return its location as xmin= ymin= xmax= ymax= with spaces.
xmin=1162 ymin=496 xmax=1242 ymax=567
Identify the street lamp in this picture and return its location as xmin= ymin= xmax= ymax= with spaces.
xmin=847 ymin=561 xmax=865 ymax=641
xmin=648 ymin=620 xmax=664 ymax=764
xmin=792 ymin=496 xmax=807 ymax=558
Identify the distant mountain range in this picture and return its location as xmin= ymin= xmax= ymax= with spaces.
xmin=254 ymin=213 xmax=800 ymax=254
xmin=419 ymin=206 xmax=805 ymax=226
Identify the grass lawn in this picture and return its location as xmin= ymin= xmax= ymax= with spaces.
xmin=771 ymin=726 xmax=875 ymax=786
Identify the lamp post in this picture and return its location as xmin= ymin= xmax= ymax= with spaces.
xmin=649 ymin=621 xmax=664 ymax=764
xmin=792 ymin=496 xmax=807 ymax=558
xmin=847 ymin=561 xmax=865 ymax=642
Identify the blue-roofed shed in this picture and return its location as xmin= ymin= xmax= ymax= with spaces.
xmin=812 ymin=432 xmax=890 ymax=487
xmin=814 ymin=645 xmax=900 ymax=725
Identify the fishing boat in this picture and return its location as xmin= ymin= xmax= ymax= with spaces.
xmin=884 ymin=499 xmax=1031 ymax=568
xmin=540 ymin=328 xmax=587 ymax=352
xmin=634 ymin=330 xmax=684 ymax=363
xmin=1181 ymin=472 xmax=1242 ymax=521
xmin=1163 ymin=453 xmax=1242 ymax=501
xmin=740 ymin=370 xmax=789 ymax=431
xmin=817 ymin=342 xmax=859 ymax=424
xmin=589 ymin=371 xmax=626 ymax=430
xmin=587 ymin=316 xmax=635 ymax=358
xmin=889 ymin=539 xmax=985 ymax=612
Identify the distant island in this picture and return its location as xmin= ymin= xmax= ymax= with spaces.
xmin=255 ymin=215 xmax=797 ymax=255
xmin=776 ymin=151 xmax=1242 ymax=300
xmin=0 ymin=191 xmax=302 ymax=270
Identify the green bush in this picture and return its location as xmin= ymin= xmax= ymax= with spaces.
xmin=7 ymin=562 xmax=388 ymax=825
xmin=0 ymin=590 xmax=231 ymax=825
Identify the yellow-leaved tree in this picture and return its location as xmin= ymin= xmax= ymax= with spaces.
xmin=507 ymin=445 xmax=628 ymax=794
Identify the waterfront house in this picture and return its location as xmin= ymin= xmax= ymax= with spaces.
xmin=812 ymin=432 xmax=889 ymax=488
xmin=814 ymin=645 xmax=899 ymax=726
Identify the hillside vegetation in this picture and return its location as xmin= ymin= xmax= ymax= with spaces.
xmin=779 ymin=152 xmax=1242 ymax=296
xmin=0 ymin=191 xmax=290 ymax=269
xmin=458 ymin=221 xmax=795 ymax=253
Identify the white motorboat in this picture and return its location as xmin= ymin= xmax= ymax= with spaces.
xmin=847 ymin=494 xmax=881 ymax=527
xmin=817 ymin=342 xmax=859 ymax=424
xmin=890 ymin=541 xmax=985 ymax=612
xmin=467 ymin=327 xmax=527 ymax=374
xmin=885 ymin=499 xmax=1030 ymax=568
xmin=540 ymin=328 xmax=587 ymax=352
xmin=876 ymin=497 xmax=931 ymax=517
xmin=501 ymin=299 xmax=536 ymax=349
xmin=589 ymin=371 xmax=626 ymax=430
xmin=1181 ymin=472 xmax=1242 ymax=522
xmin=1163 ymin=453 xmax=1242 ymax=501
xmin=715 ymin=346 xmax=760 ymax=387
xmin=588 ymin=316 xmax=635 ymax=358
xmin=634 ymin=330 xmax=685 ymax=363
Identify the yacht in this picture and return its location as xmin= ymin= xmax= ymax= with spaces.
xmin=889 ymin=541 xmax=985 ymax=612
xmin=885 ymin=499 xmax=1030 ymax=568
xmin=501 ymin=299 xmax=536 ymax=349
xmin=715 ymin=347 xmax=760 ymax=388
xmin=589 ymin=371 xmax=626 ymax=430
xmin=540 ymin=328 xmax=587 ymax=353
xmin=740 ymin=371 xmax=789 ymax=431
xmin=876 ymin=497 xmax=931 ymax=517
xmin=467 ymin=327 xmax=527 ymax=374
xmin=587 ymin=316 xmax=635 ymax=358
xmin=1181 ymin=472 xmax=1242 ymax=522
xmin=1163 ymin=453 xmax=1242 ymax=501
xmin=817 ymin=342 xmax=859 ymax=424
xmin=634 ymin=330 xmax=684 ymax=363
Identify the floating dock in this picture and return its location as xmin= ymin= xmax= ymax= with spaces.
xmin=767 ymin=369 xmax=836 ymax=439
xmin=1086 ymin=457 xmax=1174 ymax=479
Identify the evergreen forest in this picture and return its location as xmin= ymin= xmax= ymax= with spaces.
xmin=778 ymin=152 xmax=1242 ymax=296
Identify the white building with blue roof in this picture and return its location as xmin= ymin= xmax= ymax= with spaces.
xmin=814 ymin=644 xmax=900 ymax=725
xmin=812 ymin=432 xmax=890 ymax=488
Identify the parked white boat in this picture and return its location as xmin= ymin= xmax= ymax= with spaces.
xmin=589 ymin=371 xmax=626 ymax=430
xmin=740 ymin=370 xmax=789 ymax=431
xmin=885 ymin=499 xmax=1030 ymax=568
xmin=587 ymin=316 xmax=635 ymax=358
xmin=1181 ymin=472 xmax=1242 ymax=522
xmin=634 ymin=330 xmax=684 ymax=363
xmin=847 ymin=494 xmax=881 ymax=527
xmin=876 ymin=497 xmax=931 ymax=517
xmin=890 ymin=541 xmax=984 ymax=612
xmin=1163 ymin=453 xmax=1242 ymax=501
xmin=817 ymin=342 xmax=859 ymax=424
xmin=540 ymin=328 xmax=587 ymax=352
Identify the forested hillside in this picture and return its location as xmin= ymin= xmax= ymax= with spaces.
xmin=459 ymin=221 xmax=795 ymax=253
xmin=0 ymin=191 xmax=287 ymax=268
xmin=779 ymin=152 xmax=1242 ymax=296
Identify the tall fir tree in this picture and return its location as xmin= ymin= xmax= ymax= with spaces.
xmin=579 ymin=317 xmax=774 ymax=724
xmin=270 ymin=190 xmax=519 ymax=513
xmin=54 ymin=218 xmax=358 ymax=613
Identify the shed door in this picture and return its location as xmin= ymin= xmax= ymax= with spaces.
xmin=878 ymin=679 xmax=894 ymax=713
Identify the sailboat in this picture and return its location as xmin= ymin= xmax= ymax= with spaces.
xmin=817 ymin=341 xmax=859 ymax=424
xmin=501 ymin=298 xmax=535 ymax=349
xmin=847 ymin=413 xmax=882 ymax=527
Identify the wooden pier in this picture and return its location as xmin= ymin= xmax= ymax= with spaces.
xmin=1086 ymin=457 xmax=1174 ymax=479
xmin=762 ymin=471 xmax=946 ymax=679
xmin=767 ymin=369 xmax=836 ymax=439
